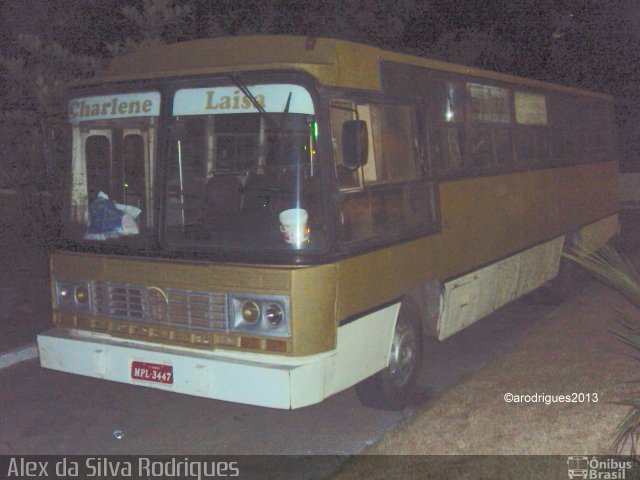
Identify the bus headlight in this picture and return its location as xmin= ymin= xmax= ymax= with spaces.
xmin=55 ymin=279 xmax=91 ymax=310
xmin=58 ymin=284 xmax=72 ymax=304
xmin=75 ymin=286 xmax=89 ymax=304
xmin=241 ymin=301 xmax=260 ymax=324
xmin=265 ymin=303 xmax=284 ymax=327
xmin=229 ymin=294 xmax=290 ymax=338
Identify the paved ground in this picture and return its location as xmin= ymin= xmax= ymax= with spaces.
xmin=0 ymin=193 xmax=52 ymax=352
xmin=0 ymin=253 xmax=50 ymax=352
xmin=333 ymin=280 xmax=640 ymax=478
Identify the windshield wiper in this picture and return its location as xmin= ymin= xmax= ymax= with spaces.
xmin=280 ymin=91 xmax=292 ymax=130
xmin=229 ymin=74 xmax=280 ymax=133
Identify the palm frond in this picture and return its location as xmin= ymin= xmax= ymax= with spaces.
xmin=565 ymin=242 xmax=640 ymax=456
xmin=610 ymin=407 xmax=640 ymax=456
xmin=564 ymin=244 xmax=640 ymax=309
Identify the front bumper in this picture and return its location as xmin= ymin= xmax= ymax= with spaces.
xmin=37 ymin=303 xmax=399 ymax=409
xmin=37 ymin=328 xmax=331 ymax=409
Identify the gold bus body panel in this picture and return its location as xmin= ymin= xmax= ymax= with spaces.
xmin=86 ymin=35 xmax=608 ymax=101
xmin=93 ymin=36 xmax=382 ymax=91
xmin=289 ymin=263 xmax=337 ymax=356
xmin=335 ymin=161 xmax=618 ymax=321
xmin=90 ymin=36 xmax=341 ymax=88
xmin=51 ymin=254 xmax=291 ymax=292
xmin=51 ymin=253 xmax=337 ymax=356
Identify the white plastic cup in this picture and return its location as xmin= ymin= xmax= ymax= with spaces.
xmin=279 ymin=208 xmax=309 ymax=245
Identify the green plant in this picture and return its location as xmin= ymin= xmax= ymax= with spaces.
xmin=564 ymin=244 xmax=640 ymax=455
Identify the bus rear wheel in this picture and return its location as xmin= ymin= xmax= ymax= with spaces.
xmin=355 ymin=304 xmax=422 ymax=410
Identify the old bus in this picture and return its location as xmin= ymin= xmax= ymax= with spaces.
xmin=38 ymin=36 xmax=619 ymax=409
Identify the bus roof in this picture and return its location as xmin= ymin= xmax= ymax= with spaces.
xmin=89 ymin=35 xmax=610 ymax=100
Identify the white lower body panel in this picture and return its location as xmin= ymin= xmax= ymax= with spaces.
xmin=437 ymin=236 xmax=565 ymax=340
xmin=37 ymin=303 xmax=399 ymax=409
xmin=436 ymin=214 xmax=619 ymax=340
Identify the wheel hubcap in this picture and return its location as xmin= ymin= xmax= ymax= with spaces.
xmin=389 ymin=318 xmax=417 ymax=388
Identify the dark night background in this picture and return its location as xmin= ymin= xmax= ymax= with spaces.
xmin=0 ymin=0 xmax=638 ymax=457
xmin=0 ymin=0 xmax=638 ymax=245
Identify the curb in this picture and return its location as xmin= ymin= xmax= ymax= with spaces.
xmin=0 ymin=343 xmax=38 ymax=370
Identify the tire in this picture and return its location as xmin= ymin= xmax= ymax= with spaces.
xmin=355 ymin=303 xmax=422 ymax=410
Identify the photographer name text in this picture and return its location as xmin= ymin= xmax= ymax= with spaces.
xmin=7 ymin=457 xmax=240 ymax=479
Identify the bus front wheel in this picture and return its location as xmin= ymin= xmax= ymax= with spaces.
xmin=355 ymin=304 xmax=422 ymax=410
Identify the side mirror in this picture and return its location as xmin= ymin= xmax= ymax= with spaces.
xmin=342 ymin=120 xmax=368 ymax=169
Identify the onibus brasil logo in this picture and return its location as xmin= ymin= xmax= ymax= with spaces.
xmin=567 ymin=456 xmax=634 ymax=479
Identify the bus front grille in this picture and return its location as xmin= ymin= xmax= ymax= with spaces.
xmin=92 ymin=282 xmax=227 ymax=332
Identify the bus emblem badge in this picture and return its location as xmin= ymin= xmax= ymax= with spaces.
xmin=146 ymin=287 xmax=169 ymax=322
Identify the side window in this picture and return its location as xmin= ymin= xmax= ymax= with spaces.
xmin=548 ymin=97 xmax=612 ymax=165
xmin=573 ymin=101 xmax=591 ymax=162
xmin=428 ymin=80 xmax=464 ymax=172
xmin=514 ymin=128 xmax=535 ymax=163
xmin=583 ymin=101 xmax=606 ymax=162
xmin=598 ymin=102 xmax=616 ymax=162
xmin=548 ymin=95 xmax=569 ymax=163
xmin=368 ymin=104 xmax=419 ymax=182
xmin=466 ymin=83 xmax=513 ymax=168
xmin=494 ymin=127 xmax=514 ymax=165
xmin=468 ymin=126 xmax=495 ymax=166
xmin=331 ymin=100 xmax=436 ymax=244
xmin=467 ymin=83 xmax=511 ymax=123
xmin=514 ymin=91 xmax=550 ymax=165
xmin=431 ymin=128 xmax=463 ymax=171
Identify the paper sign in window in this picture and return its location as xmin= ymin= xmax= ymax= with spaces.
xmin=515 ymin=91 xmax=548 ymax=125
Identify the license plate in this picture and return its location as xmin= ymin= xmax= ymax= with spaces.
xmin=131 ymin=361 xmax=173 ymax=384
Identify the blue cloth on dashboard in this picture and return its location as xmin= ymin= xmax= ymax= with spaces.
xmin=86 ymin=195 xmax=124 ymax=236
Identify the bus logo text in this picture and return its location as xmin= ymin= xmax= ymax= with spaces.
xmin=69 ymin=97 xmax=154 ymax=119
xmin=205 ymin=90 xmax=265 ymax=111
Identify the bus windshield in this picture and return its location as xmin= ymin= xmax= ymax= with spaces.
xmin=66 ymin=91 xmax=160 ymax=243
xmin=165 ymin=83 xmax=326 ymax=252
